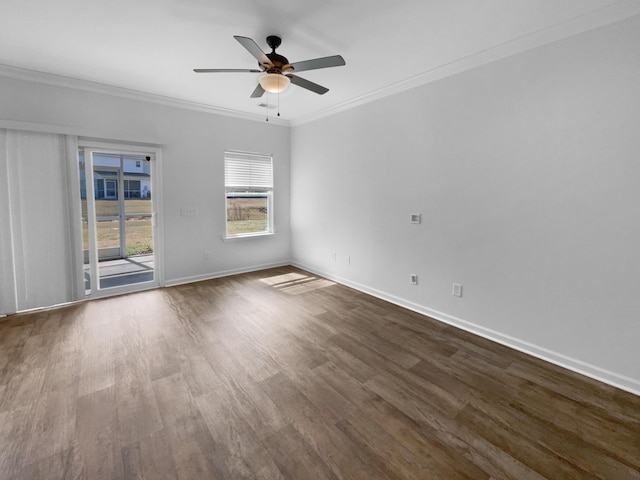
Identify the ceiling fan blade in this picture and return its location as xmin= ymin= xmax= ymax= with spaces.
xmin=287 ymin=74 xmax=329 ymax=95
xmin=250 ymin=83 xmax=265 ymax=98
xmin=289 ymin=55 xmax=345 ymax=73
xmin=234 ymin=36 xmax=273 ymax=68
xmin=194 ymin=68 xmax=262 ymax=73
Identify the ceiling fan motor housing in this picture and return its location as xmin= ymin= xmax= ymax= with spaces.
xmin=266 ymin=35 xmax=282 ymax=51
xmin=264 ymin=36 xmax=291 ymax=73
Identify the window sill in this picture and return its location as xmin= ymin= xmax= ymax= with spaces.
xmin=221 ymin=232 xmax=276 ymax=242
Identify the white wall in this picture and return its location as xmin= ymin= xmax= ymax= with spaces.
xmin=291 ymin=15 xmax=640 ymax=393
xmin=0 ymin=75 xmax=291 ymax=289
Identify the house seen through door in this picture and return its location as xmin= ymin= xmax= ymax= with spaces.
xmin=79 ymin=148 xmax=158 ymax=294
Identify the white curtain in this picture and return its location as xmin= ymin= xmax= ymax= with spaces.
xmin=0 ymin=129 xmax=83 ymax=314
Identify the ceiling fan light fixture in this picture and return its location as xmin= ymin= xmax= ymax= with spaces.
xmin=259 ymin=73 xmax=290 ymax=93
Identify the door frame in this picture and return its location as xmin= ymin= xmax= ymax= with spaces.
xmin=79 ymin=140 xmax=164 ymax=299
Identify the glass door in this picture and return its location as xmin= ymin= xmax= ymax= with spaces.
xmin=80 ymin=147 xmax=158 ymax=295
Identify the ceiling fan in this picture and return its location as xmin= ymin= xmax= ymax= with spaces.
xmin=194 ymin=35 xmax=345 ymax=98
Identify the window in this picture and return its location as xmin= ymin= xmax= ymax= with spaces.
xmin=124 ymin=180 xmax=141 ymax=198
xmin=224 ymin=150 xmax=273 ymax=237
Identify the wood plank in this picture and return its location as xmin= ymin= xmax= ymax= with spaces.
xmin=77 ymin=324 xmax=117 ymax=397
xmin=454 ymin=404 xmax=601 ymax=480
xmin=76 ymin=386 xmax=125 ymax=479
xmin=263 ymin=424 xmax=339 ymax=480
xmin=0 ymin=359 xmax=46 ymax=413
xmin=0 ymin=266 xmax=638 ymax=479
xmin=0 ymin=324 xmax=34 ymax=350
xmin=360 ymin=396 xmax=490 ymax=480
xmin=512 ymin=382 xmax=640 ymax=469
xmin=195 ymin=390 xmax=282 ymax=480
xmin=201 ymin=340 xmax=291 ymax=439
xmin=24 ymin=387 xmax=78 ymax=465
xmin=465 ymin=392 xmax=640 ymax=479
xmin=0 ymin=405 xmax=33 ymax=477
xmin=336 ymin=411 xmax=441 ymax=480
xmin=16 ymin=445 xmax=82 ymax=480
xmin=42 ymin=349 xmax=80 ymax=393
xmin=152 ymin=374 xmax=223 ymax=479
xmin=257 ymin=371 xmax=391 ymax=480
xmin=122 ymin=430 xmax=180 ymax=480
xmin=115 ymin=371 xmax=164 ymax=446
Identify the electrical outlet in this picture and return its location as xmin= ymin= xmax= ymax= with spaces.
xmin=331 ymin=252 xmax=336 ymax=261
xmin=203 ymin=251 xmax=211 ymax=261
xmin=410 ymin=214 xmax=421 ymax=224
xmin=452 ymin=283 xmax=462 ymax=297
xmin=346 ymin=256 xmax=351 ymax=265
xmin=410 ymin=274 xmax=418 ymax=285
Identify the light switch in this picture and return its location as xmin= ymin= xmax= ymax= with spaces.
xmin=181 ymin=207 xmax=198 ymax=216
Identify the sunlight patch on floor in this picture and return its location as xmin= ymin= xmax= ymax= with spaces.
xmin=259 ymin=272 xmax=308 ymax=286
xmin=259 ymin=272 xmax=335 ymax=294
xmin=279 ymin=278 xmax=335 ymax=295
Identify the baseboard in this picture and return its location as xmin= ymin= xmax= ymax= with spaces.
xmin=164 ymin=261 xmax=291 ymax=287
xmin=291 ymin=261 xmax=640 ymax=397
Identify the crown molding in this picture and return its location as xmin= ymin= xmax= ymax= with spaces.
xmin=0 ymin=118 xmax=166 ymax=145
xmin=0 ymin=63 xmax=290 ymax=127
xmin=290 ymin=0 xmax=640 ymax=127
xmin=2 ymin=1 xmax=639 ymax=129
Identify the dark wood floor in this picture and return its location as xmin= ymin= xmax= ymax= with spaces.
xmin=1 ymin=266 xmax=639 ymax=479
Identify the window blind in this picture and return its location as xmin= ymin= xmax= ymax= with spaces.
xmin=224 ymin=151 xmax=273 ymax=189
xmin=0 ymin=129 xmax=83 ymax=314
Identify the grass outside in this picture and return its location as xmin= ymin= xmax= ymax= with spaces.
xmin=227 ymin=197 xmax=268 ymax=235
xmin=81 ymin=199 xmax=153 ymax=256
xmin=82 ymin=199 xmax=152 ymax=217
xmin=227 ymin=219 xmax=268 ymax=235
xmin=83 ymin=217 xmax=153 ymax=256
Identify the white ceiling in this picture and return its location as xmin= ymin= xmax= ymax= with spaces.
xmin=1 ymin=0 xmax=638 ymax=124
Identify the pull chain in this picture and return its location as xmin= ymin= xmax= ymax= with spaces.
xmin=265 ymin=79 xmax=284 ymax=121
xmin=277 ymin=78 xmax=281 ymax=117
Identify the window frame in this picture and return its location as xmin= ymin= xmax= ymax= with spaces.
xmin=124 ymin=179 xmax=142 ymax=199
xmin=224 ymin=150 xmax=274 ymax=239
